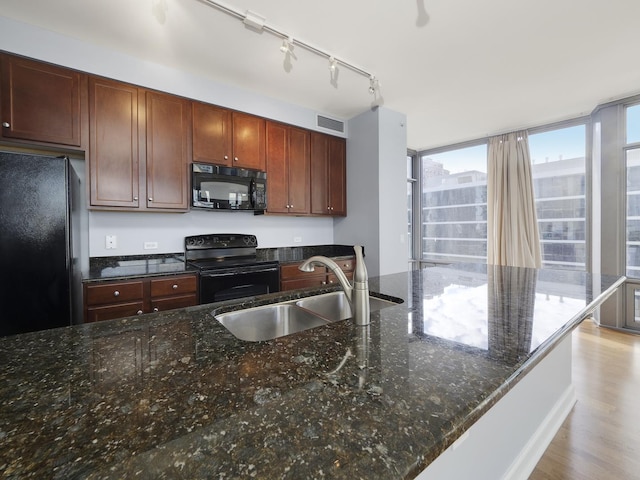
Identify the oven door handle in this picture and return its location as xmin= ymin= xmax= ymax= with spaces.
xmin=200 ymin=266 xmax=279 ymax=278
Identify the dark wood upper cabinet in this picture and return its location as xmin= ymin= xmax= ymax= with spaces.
xmin=266 ymin=121 xmax=288 ymax=213
xmin=89 ymin=78 xmax=190 ymax=212
xmin=192 ymin=105 xmax=265 ymax=171
xmin=328 ymin=135 xmax=346 ymax=216
xmin=232 ymin=111 xmax=266 ymax=171
xmin=310 ymin=132 xmax=346 ymax=216
xmin=89 ymin=77 xmax=140 ymax=208
xmin=0 ymin=54 xmax=85 ymax=147
xmin=192 ymin=101 xmax=232 ymax=165
xmin=266 ymin=122 xmax=310 ymax=215
xmin=145 ymin=91 xmax=191 ymax=211
xmin=287 ymin=126 xmax=311 ymax=214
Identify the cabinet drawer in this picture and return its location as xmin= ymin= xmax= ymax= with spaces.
xmin=280 ymin=262 xmax=326 ymax=280
xmin=86 ymin=280 xmax=144 ymax=306
xmin=327 ymin=270 xmax=354 ymax=285
xmin=281 ymin=277 xmax=329 ymax=291
xmin=86 ymin=301 xmax=145 ymax=323
xmin=333 ymin=257 xmax=354 ymax=272
xmin=151 ymin=294 xmax=198 ymax=312
xmin=150 ymin=274 xmax=197 ymax=298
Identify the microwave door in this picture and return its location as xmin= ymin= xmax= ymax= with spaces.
xmin=197 ymin=177 xmax=251 ymax=209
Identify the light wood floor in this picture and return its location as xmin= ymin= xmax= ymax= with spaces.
xmin=529 ymin=320 xmax=640 ymax=480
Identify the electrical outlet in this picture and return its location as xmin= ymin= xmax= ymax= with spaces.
xmin=105 ymin=235 xmax=117 ymax=249
xmin=144 ymin=241 xmax=159 ymax=250
xmin=293 ymin=236 xmax=302 ymax=243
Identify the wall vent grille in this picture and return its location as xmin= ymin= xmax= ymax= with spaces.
xmin=316 ymin=115 xmax=345 ymax=133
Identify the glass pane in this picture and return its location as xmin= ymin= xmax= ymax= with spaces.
xmin=407 ymin=181 xmax=413 ymax=259
xmin=407 ymin=155 xmax=414 ymax=260
xmin=420 ymin=144 xmax=487 ymax=263
xmin=529 ymin=125 xmax=586 ymax=270
xmin=626 ymin=148 xmax=640 ymax=277
xmin=627 ymin=104 xmax=640 ymax=144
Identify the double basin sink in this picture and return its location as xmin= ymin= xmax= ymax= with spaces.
xmin=215 ymin=291 xmax=400 ymax=342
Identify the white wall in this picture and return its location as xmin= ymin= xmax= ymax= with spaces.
xmin=336 ymin=109 xmax=380 ymax=273
xmin=0 ymin=16 xmax=339 ymax=257
xmin=89 ymin=210 xmax=333 ymax=256
xmin=378 ymin=108 xmax=409 ymax=275
xmin=336 ymin=107 xmax=408 ymax=276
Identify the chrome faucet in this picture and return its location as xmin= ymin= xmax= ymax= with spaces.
xmin=298 ymin=245 xmax=370 ymax=325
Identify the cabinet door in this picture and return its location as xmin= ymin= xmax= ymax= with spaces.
xmin=192 ymin=102 xmax=232 ymax=166
xmin=266 ymin=121 xmax=289 ymax=213
xmin=0 ymin=54 xmax=83 ymax=146
xmin=89 ymin=77 xmax=140 ymax=207
xmin=287 ymin=126 xmax=311 ymax=214
xmin=232 ymin=111 xmax=265 ymax=171
xmin=328 ymin=136 xmax=347 ymax=216
xmin=145 ymin=91 xmax=191 ymax=211
xmin=310 ymin=132 xmax=330 ymax=215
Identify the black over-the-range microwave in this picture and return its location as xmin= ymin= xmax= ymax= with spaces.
xmin=191 ymin=162 xmax=267 ymax=211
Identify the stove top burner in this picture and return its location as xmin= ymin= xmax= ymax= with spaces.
xmin=184 ymin=234 xmax=275 ymax=273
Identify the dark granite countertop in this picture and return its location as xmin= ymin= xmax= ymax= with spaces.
xmin=0 ymin=264 xmax=623 ymax=479
xmin=83 ymin=246 xmax=358 ymax=282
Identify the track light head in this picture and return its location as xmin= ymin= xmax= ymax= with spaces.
xmin=280 ymin=36 xmax=293 ymax=54
xmin=328 ymin=56 xmax=338 ymax=72
xmin=369 ymin=75 xmax=380 ymax=95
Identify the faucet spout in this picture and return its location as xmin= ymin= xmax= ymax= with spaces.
xmin=298 ymin=245 xmax=370 ymax=325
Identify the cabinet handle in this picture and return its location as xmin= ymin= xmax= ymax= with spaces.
xmin=148 ymin=197 xmax=153 ymax=202
xmin=172 ymin=284 xmax=178 ymax=290
xmin=234 ymin=157 xmax=239 ymax=162
xmin=113 ymin=290 xmax=120 ymax=297
xmin=133 ymin=196 xmax=139 ymax=201
xmin=153 ymin=307 xmax=159 ymax=312
xmin=321 ymin=281 xmax=326 ymax=285
xmin=137 ymin=310 xmax=143 ymax=315
xmin=224 ymin=155 xmax=228 ymax=160
xmin=1 ymin=122 xmax=9 ymax=128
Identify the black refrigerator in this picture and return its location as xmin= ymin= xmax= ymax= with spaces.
xmin=0 ymin=151 xmax=81 ymax=336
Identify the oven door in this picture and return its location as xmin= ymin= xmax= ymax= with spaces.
xmin=199 ymin=264 xmax=280 ymax=304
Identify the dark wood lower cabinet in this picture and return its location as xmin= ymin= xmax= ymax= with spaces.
xmin=84 ymin=274 xmax=198 ymax=323
xmin=280 ymin=256 xmax=354 ymax=292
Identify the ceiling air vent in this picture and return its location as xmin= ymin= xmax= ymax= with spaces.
xmin=316 ymin=114 xmax=345 ymax=133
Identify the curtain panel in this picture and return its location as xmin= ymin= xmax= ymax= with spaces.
xmin=487 ymin=131 xmax=542 ymax=268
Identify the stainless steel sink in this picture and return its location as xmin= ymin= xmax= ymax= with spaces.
xmin=215 ymin=303 xmax=330 ymax=342
xmin=296 ymin=291 xmax=398 ymax=322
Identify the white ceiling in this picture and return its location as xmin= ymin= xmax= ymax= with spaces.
xmin=1 ymin=0 xmax=640 ymax=150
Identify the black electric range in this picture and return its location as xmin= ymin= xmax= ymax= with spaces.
xmin=185 ymin=234 xmax=280 ymax=304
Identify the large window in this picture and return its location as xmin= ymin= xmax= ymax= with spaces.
xmin=625 ymin=103 xmax=640 ymax=277
xmin=529 ymin=124 xmax=587 ymax=270
xmin=417 ymin=124 xmax=587 ymax=270
xmin=420 ymin=144 xmax=488 ymax=264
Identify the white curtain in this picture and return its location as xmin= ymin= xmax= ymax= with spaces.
xmin=487 ymin=131 xmax=542 ymax=268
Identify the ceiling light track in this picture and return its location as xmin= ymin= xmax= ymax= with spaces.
xmin=197 ymin=0 xmax=378 ymax=93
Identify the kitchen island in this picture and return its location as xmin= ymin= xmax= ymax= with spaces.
xmin=0 ymin=264 xmax=623 ymax=479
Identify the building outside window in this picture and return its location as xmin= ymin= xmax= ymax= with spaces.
xmin=625 ymin=103 xmax=640 ymax=278
xmin=529 ymin=124 xmax=587 ymax=270
xmin=420 ymin=144 xmax=488 ymax=264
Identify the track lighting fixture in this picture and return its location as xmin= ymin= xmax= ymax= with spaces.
xmin=280 ymin=36 xmax=293 ymax=54
xmin=198 ymin=0 xmax=379 ymax=95
xmin=369 ymin=75 xmax=380 ymax=95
